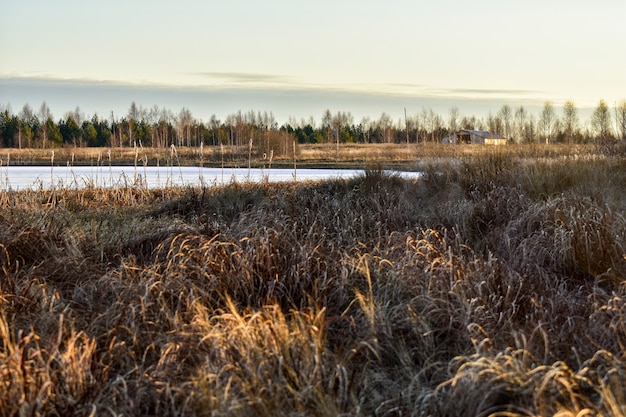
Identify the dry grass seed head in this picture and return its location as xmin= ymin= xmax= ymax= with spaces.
xmin=0 ymin=313 xmax=99 ymax=416
xmin=434 ymin=348 xmax=603 ymax=417
xmin=192 ymin=302 xmax=346 ymax=415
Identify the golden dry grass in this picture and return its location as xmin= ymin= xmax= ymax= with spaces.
xmin=1 ymin=147 xmax=626 ymax=416
xmin=0 ymin=142 xmax=611 ymax=168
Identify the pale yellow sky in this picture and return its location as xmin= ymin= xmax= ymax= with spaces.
xmin=1 ymin=0 xmax=624 ymax=122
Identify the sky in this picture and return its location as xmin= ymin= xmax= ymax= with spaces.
xmin=1 ymin=0 xmax=624 ymax=124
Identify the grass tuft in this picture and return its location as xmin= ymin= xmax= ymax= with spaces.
xmin=1 ymin=147 xmax=626 ymax=415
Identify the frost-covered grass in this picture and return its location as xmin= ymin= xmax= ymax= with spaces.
xmin=2 ymin=150 xmax=626 ymax=416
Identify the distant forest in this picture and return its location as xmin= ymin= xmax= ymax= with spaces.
xmin=1 ymin=99 xmax=625 ymax=151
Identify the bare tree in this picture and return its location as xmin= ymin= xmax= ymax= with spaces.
xmin=20 ymin=103 xmax=34 ymax=124
xmin=527 ymin=114 xmax=537 ymax=142
xmin=448 ymin=106 xmax=460 ymax=135
xmin=461 ymin=115 xmax=478 ymax=131
xmin=487 ymin=111 xmax=502 ymax=136
xmin=539 ymin=101 xmax=556 ymax=144
xmin=360 ymin=116 xmax=372 ymax=143
xmin=38 ymin=101 xmax=52 ymax=148
xmin=68 ymin=106 xmax=84 ymax=126
xmin=126 ymin=102 xmax=142 ymax=147
xmin=258 ymin=111 xmax=278 ymax=155
xmin=421 ymin=108 xmax=441 ymax=142
xmin=562 ymin=100 xmax=579 ymax=144
xmin=417 ymin=113 xmax=426 ymax=142
xmin=377 ymin=112 xmax=393 ymax=143
xmin=147 ymin=105 xmax=161 ymax=147
xmin=514 ymin=106 xmax=527 ymax=143
xmin=498 ymin=104 xmax=512 ymax=139
xmin=159 ymin=108 xmax=174 ymax=147
xmin=406 ymin=114 xmax=419 ymax=143
xmin=206 ymin=114 xmax=221 ymax=146
xmin=321 ymin=109 xmax=332 ymax=144
xmin=591 ymin=100 xmax=612 ymax=141
xmin=615 ymin=100 xmax=626 ymax=142
xmin=19 ymin=104 xmax=35 ymax=148
xmin=177 ymin=107 xmax=193 ymax=147
xmin=331 ymin=112 xmax=342 ymax=151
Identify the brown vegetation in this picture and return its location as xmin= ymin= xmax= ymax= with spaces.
xmin=1 ymin=146 xmax=626 ymax=416
xmin=0 ymin=142 xmax=610 ymax=169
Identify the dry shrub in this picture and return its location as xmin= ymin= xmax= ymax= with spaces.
xmin=191 ymin=302 xmax=346 ymax=416
xmin=587 ymin=293 xmax=626 ymax=355
xmin=436 ymin=185 xmax=532 ymax=252
xmin=149 ymin=228 xmax=332 ymax=311
xmin=499 ymin=194 xmax=626 ymax=285
xmin=0 ymin=223 xmax=65 ymax=268
xmin=394 ymin=229 xmax=525 ymax=352
xmin=151 ymin=182 xmax=269 ymax=223
xmin=0 ymin=314 xmax=99 ymax=417
xmin=429 ymin=347 xmax=626 ymax=417
xmin=421 ymin=191 xmax=626 ymax=364
xmin=459 ymin=150 xmax=519 ymax=194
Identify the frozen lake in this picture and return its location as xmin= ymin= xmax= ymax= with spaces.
xmin=0 ymin=165 xmax=421 ymax=191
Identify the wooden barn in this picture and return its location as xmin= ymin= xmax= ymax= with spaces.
xmin=442 ymin=129 xmax=507 ymax=145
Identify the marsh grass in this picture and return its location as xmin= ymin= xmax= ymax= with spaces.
xmin=2 ymin=148 xmax=626 ymax=416
xmin=6 ymin=142 xmax=605 ymax=169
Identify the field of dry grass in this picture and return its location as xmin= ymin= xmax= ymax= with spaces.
xmin=0 ymin=142 xmax=604 ymax=169
xmin=2 ymin=145 xmax=626 ymax=416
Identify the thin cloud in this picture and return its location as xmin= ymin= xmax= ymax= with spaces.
xmin=383 ymin=82 xmax=427 ymax=89
xmin=0 ymin=75 xmax=544 ymax=100
xmin=1 ymin=75 xmax=561 ymax=124
xmin=0 ymin=75 xmax=167 ymax=89
xmin=194 ymin=72 xmax=294 ymax=85
xmin=429 ymin=87 xmax=544 ymax=97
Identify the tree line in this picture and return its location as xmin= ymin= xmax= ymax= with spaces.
xmin=1 ymin=99 xmax=625 ymax=154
